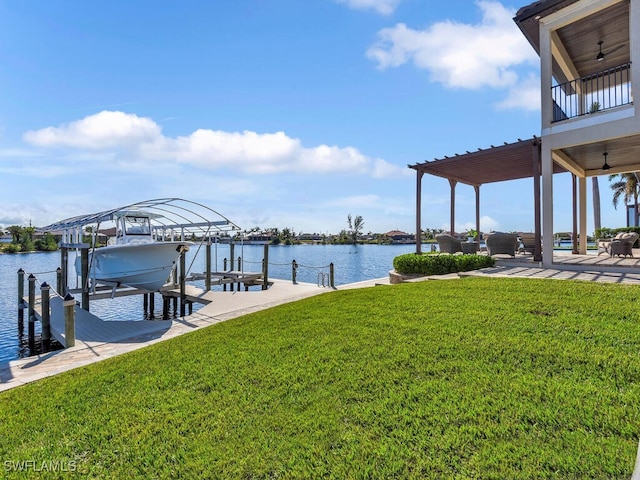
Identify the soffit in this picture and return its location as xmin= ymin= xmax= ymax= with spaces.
xmin=560 ymin=134 xmax=640 ymax=174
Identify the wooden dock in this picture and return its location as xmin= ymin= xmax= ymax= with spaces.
xmin=34 ymin=295 xmax=173 ymax=349
xmin=2 ymin=278 xmax=342 ymax=391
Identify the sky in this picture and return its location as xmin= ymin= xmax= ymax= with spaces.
xmin=0 ymin=0 xmax=627 ymax=235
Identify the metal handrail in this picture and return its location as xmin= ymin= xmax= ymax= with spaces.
xmin=551 ymin=63 xmax=632 ymax=122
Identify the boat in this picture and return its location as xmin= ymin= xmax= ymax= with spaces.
xmin=76 ymin=211 xmax=192 ymax=291
xmin=40 ymin=198 xmax=241 ymax=292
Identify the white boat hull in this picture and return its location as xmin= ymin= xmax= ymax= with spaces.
xmin=79 ymin=241 xmax=191 ymax=291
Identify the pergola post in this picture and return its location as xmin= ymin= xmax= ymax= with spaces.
xmin=533 ymin=139 xmax=542 ymax=262
xmin=572 ymin=174 xmax=579 ymax=254
xmin=448 ymin=179 xmax=457 ymax=236
xmin=474 ymin=185 xmax=480 ymax=240
xmin=415 ymin=171 xmax=424 ymax=254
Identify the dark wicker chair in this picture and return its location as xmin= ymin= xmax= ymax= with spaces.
xmin=435 ymin=234 xmax=462 ymax=254
xmin=485 ymin=232 xmax=519 ymax=257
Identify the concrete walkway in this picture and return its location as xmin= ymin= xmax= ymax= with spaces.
xmin=0 ymin=277 xmax=389 ymax=392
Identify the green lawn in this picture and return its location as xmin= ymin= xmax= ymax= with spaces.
xmin=1 ymin=277 xmax=640 ymax=479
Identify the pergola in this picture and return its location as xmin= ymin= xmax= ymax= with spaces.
xmin=409 ymin=137 xmax=568 ymax=261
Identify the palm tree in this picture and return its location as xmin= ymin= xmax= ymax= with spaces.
xmin=592 ymin=177 xmax=601 ymax=233
xmin=609 ymin=173 xmax=640 ymax=226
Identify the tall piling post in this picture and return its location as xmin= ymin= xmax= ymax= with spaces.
xmin=63 ymin=293 xmax=75 ymax=348
xmin=262 ymin=243 xmax=269 ymax=290
xmin=28 ymin=274 xmax=36 ymax=353
xmin=205 ymin=240 xmax=212 ymax=291
xmin=17 ymin=268 xmax=25 ymax=336
xmin=149 ymin=292 xmax=155 ymax=319
xmin=60 ymin=247 xmax=68 ymax=295
xmin=292 ymin=260 xmax=298 ymax=284
xmin=56 ymin=267 xmax=63 ymax=297
xmin=179 ymin=247 xmax=186 ymax=317
xmin=162 ymin=295 xmax=170 ymax=320
xmin=81 ymin=247 xmax=89 ymax=311
xmin=229 ymin=244 xmax=235 ymax=292
xmin=330 ymin=263 xmax=335 ymax=289
xmin=223 ymin=258 xmax=228 ymax=291
xmin=41 ymin=282 xmax=51 ymax=353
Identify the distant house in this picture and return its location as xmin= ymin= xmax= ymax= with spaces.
xmin=298 ymin=233 xmax=323 ymax=243
xmin=0 ymin=234 xmax=13 ymax=244
xmin=243 ymin=233 xmax=273 ymax=244
xmin=384 ymin=230 xmax=414 ymax=244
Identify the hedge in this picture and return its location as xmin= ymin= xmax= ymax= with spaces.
xmin=393 ymin=253 xmax=495 ymax=276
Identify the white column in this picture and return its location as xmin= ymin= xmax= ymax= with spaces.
xmin=542 ymin=147 xmax=554 ymax=267
xmin=539 ymin=21 xmax=552 ymax=131
xmin=579 ymin=176 xmax=587 ymax=254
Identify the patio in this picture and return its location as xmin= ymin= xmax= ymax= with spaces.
xmin=492 ymin=248 xmax=640 ymax=279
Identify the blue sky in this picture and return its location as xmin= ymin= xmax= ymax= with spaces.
xmin=0 ymin=0 xmax=624 ymax=235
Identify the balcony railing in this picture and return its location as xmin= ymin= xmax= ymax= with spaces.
xmin=551 ymin=63 xmax=632 ymax=122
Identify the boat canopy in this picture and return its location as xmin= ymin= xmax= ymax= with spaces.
xmin=38 ymin=198 xmax=242 ymax=243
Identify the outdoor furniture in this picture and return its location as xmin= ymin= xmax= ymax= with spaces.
xmin=518 ymin=232 xmax=537 ymax=254
xmin=461 ymin=241 xmax=479 ymax=254
xmin=485 ymin=232 xmax=519 ymax=257
xmin=435 ymin=234 xmax=462 ymax=254
xmin=598 ymin=232 xmax=639 ymax=257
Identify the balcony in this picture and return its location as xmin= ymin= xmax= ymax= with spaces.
xmin=551 ymin=63 xmax=632 ymax=123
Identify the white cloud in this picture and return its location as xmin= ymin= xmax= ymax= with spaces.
xmin=334 ymin=0 xmax=401 ymax=15
xmin=22 ymin=111 xmax=407 ymax=179
xmin=495 ymin=73 xmax=541 ymax=111
xmin=366 ymin=1 xmax=538 ymax=94
xmin=23 ymin=111 xmax=161 ymax=149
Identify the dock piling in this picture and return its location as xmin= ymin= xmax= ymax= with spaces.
xmin=262 ymin=244 xmax=269 ymax=290
xmin=179 ymin=248 xmax=186 ymax=317
xmin=81 ymin=247 xmax=89 ymax=311
xmin=60 ymin=247 xmax=68 ymax=295
xmin=291 ymin=260 xmax=297 ymax=284
xmin=56 ymin=267 xmax=63 ymax=297
xmin=149 ymin=292 xmax=155 ymax=319
xmin=17 ymin=268 xmax=24 ymax=336
xmin=330 ymin=263 xmax=335 ymax=289
xmin=63 ymin=293 xmax=75 ymax=348
xmin=41 ymin=282 xmax=51 ymax=352
xmin=28 ymin=274 xmax=36 ymax=352
xmin=205 ymin=241 xmax=211 ymax=291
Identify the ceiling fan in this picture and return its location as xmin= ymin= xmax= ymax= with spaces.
xmin=596 ymin=40 xmax=627 ymax=61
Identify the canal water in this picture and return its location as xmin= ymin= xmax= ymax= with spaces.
xmin=0 ymin=243 xmax=422 ymax=363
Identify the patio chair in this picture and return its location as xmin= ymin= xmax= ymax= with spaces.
xmin=435 ymin=234 xmax=462 ymax=254
xmin=485 ymin=232 xmax=519 ymax=257
xmin=518 ymin=232 xmax=537 ymax=254
xmin=599 ymin=232 xmax=638 ymax=257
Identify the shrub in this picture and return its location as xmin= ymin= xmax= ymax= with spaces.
xmin=393 ymin=253 xmax=495 ymax=275
xmin=3 ymin=243 xmax=21 ymax=253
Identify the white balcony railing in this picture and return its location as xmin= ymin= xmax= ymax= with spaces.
xmin=551 ymin=63 xmax=632 ymax=122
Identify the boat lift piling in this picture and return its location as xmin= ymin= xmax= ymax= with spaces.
xmin=17 ymin=269 xmax=24 ymax=336
xmin=28 ymin=274 xmax=36 ymax=352
xmin=41 ymin=282 xmax=51 ymax=353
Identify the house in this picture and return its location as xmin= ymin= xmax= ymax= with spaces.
xmin=384 ymin=230 xmax=414 ymax=244
xmin=410 ymin=0 xmax=638 ymax=269
xmin=514 ymin=0 xmax=638 ymax=267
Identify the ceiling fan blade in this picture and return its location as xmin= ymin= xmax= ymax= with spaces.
xmin=603 ymin=43 xmax=627 ymax=56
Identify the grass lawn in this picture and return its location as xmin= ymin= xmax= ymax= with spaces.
xmin=1 ymin=277 xmax=640 ymax=478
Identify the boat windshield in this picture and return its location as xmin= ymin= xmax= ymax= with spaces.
xmin=123 ymin=216 xmax=151 ymax=236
